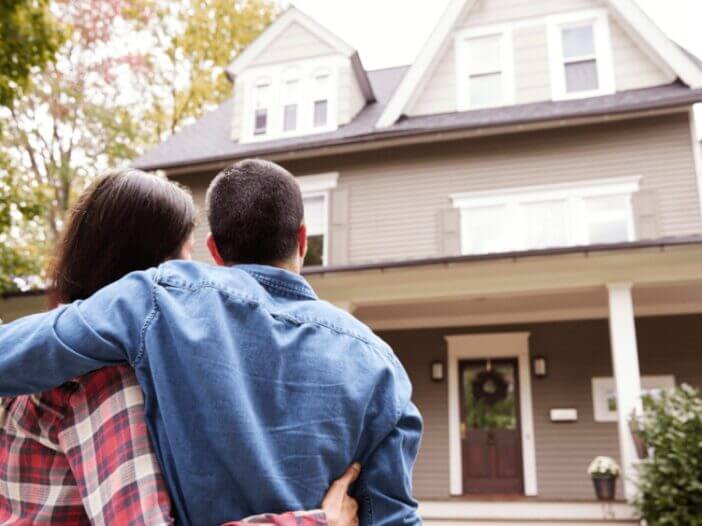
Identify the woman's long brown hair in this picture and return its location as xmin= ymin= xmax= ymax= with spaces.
xmin=49 ymin=169 xmax=196 ymax=306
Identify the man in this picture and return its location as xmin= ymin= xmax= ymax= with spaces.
xmin=0 ymin=160 xmax=422 ymax=525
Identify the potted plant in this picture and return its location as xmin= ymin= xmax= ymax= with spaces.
xmin=588 ymin=456 xmax=620 ymax=501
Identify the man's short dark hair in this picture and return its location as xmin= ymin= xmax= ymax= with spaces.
xmin=206 ymin=159 xmax=304 ymax=264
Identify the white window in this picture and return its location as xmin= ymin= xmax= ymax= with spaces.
xmin=283 ymin=78 xmax=299 ymax=132
xmin=456 ymin=26 xmax=514 ymax=111
xmin=313 ymin=71 xmax=330 ymax=128
xmin=252 ymin=80 xmax=271 ymax=136
xmin=451 ymin=177 xmax=641 ymax=256
xmin=547 ymin=10 xmax=615 ymax=100
xmin=241 ymin=58 xmax=339 ymax=142
xmin=296 ymin=173 xmax=339 ymax=267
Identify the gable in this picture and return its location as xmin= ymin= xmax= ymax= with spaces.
xmin=379 ymin=0 xmax=702 ymax=127
xmin=408 ymin=0 xmax=674 ymax=117
xmin=250 ymin=21 xmax=338 ymax=68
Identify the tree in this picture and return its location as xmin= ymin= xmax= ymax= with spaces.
xmin=0 ymin=0 xmax=61 ymax=108
xmin=139 ymin=0 xmax=278 ymax=144
xmin=0 ymin=0 xmax=278 ymax=293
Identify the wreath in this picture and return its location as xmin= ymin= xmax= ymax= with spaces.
xmin=472 ymin=369 xmax=509 ymax=406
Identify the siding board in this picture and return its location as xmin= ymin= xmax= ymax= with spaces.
xmin=250 ymin=22 xmax=335 ymax=67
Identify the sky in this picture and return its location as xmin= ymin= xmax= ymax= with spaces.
xmin=285 ymin=0 xmax=702 ymax=134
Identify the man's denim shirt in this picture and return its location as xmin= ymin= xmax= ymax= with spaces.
xmin=0 ymin=262 xmax=423 ymax=526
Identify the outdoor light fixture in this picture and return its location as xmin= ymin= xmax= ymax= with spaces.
xmin=431 ymin=361 xmax=445 ymax=382
xmin=533 ymin=357 xmax=548 ymax=378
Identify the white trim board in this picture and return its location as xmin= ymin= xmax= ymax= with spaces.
xmin=419 ymin=500 xmax=638 ymax=521
xmin=376 ymin=0 xmax=702 ymax=128
xmin=444 ymin=332 xmax=538 ymax=497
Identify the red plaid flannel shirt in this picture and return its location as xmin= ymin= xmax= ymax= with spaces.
xmin=0 ymin=365 xmax=327 ymax=526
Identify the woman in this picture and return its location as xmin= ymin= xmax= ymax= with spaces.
xmin=0 ymin=169 xmax=360 ymax=525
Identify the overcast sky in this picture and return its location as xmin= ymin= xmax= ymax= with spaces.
xmin=285 ymin=0 xmax=702 ymax=135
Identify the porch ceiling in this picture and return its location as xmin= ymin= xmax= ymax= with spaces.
xmin=306 ymin=243 xmax=702 ymax=329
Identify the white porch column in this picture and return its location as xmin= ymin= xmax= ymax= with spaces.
xmin=606 ymin=283 xmax=643 ymax=502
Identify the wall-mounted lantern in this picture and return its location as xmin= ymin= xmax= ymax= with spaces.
xmin=431 ymin=361 xmax=445 ymax=382
xmin=533 ymin=356 xmax=548 ymax=378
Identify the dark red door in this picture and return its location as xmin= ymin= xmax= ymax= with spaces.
xmin=459 ymin=359 xmax=523 ymax=494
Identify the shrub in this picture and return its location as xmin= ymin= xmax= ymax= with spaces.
xmin=634 ymin=384 xmax=702 ymax=525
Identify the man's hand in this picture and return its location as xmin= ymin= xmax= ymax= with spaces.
xmin=321 ymin=464 xmax=361 ymax=526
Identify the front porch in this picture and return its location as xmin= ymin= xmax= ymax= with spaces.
xmin=306 ymin=240 xmax=702 ymax=523
xmin=419 ymin=499 xmax=637 ymax=525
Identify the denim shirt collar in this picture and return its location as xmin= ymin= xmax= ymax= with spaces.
xmin=235 ymin=264 xmax=318 ymax=300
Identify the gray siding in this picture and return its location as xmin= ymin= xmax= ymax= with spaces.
xmin=250 ymin=22 xmax=335 ymax=67
xmin=185 ymin=113 xmax=702 ymax=267
xmin=380 ymin=314 xmax=702 ymax=500
xmin=409 ymin=0 xmax=674 ymax=116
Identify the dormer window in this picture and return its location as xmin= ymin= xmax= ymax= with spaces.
xmin=548 ymin=10 xmax=615 ymax=100
xmin=456 ymin=27 xmax=515 ymax=111
xmin=313 ymin=71 xmax=330 ymax=128
xmin=240 ymin=58 xmax=339 ymax=142
xmin=253 ymin=80 xmax=271 ymax=136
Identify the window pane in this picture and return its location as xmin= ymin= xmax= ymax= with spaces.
xmin=565 ymin=60 xmax=599 ymax=92
xmin=469 ymin=73 xmax=503 ymax=108
xmin=562 ymin=24 xmax=595 ymax=59
xmin=464 ymin=205 xmax=509 ymax=255
xmin=305 ymin=235 xmax=324 ymax=266
xmin=303 ymin=195 xmax=325 ymax=236
xmin=284 ymin=104 xmax=297 ymax=132
xmin=523 ymin=200 xmax=569 ymax=249
xmin=254 ymin=109 xmax=267 ymax=135
xmin=586 ymin=195 xmax=629 ymax=213
xmin=255 ymin=84 xmax=269 ymax=108
xmin=314 ymin=100 xmax=328 ymax=128
xmin=466 ymin=35 xmax=501 ymax=74
xmin=285 ymin=79 xmax=299 ymax=101
xmin=588 ymin=220 xmax=629 ymax=244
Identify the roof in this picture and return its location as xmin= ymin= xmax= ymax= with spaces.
xmin=133 ymin=74 xmax=702 ymax=172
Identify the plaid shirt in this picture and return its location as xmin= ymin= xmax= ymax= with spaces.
xmin=0 ymin=365 xmax=327 ymax=526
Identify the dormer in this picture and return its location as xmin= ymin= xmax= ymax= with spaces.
xmin=227 ymin=8 xmax=375 ymax=143
xmin=377 ymin=0 xmax=702 ymax=127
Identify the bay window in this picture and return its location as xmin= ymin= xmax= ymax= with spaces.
xmin=451 ymin=177 xmax=641 ymax=256
xmin=283 ymin=78 xmax=299 ymax=132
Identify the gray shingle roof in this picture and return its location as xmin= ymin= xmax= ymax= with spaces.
xmin=133 ymin=66 xmax=702 ymax=172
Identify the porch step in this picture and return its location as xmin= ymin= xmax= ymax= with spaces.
xmin=419 ymin=501 xmax=640 ymax=525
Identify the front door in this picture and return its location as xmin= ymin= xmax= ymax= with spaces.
xmin=459 ymin=358 xmax=523 ymax=494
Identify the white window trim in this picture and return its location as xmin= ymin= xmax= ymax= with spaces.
xmin=450 ymin=176 xmax=641 ymax=255
xmin=240 ymin=57 xmax=341 ymax=143
xmin=445 ymin=332 xmax=537 ymax=497
xmin=455 ymin=24 xmax=515 ymax=111
xmin=547 ymin=9 xmax=616 ymax=101
xmin=297 ymin=173 xmax=338 ymax=267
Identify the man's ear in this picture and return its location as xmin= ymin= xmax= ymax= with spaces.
xmin=298 ymin=223 xmax=308 ymax=262
xmin=206 ymin=233 xmax=226 ymax=266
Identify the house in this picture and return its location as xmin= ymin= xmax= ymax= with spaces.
xmin=4 ymin=0 xmax=702 ymax=523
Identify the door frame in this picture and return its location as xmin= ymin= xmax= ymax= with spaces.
xmin=445 ymin=332 xmax=538 ymax=496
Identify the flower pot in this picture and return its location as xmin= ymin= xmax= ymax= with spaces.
xmin=592 ymin=475 xmax=617 ymax=501
xmin=629 ymin=419 xmax=649 ymax=459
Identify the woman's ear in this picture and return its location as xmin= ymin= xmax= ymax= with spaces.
xmin=206 ymin=233 xmax=226 ymax=266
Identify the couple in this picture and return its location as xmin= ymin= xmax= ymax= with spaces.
xmin=0 ymin=160 xmax=422 ymax=525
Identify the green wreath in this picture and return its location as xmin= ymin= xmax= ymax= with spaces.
xmin=472 ymin=369 xmax=509 ymax=406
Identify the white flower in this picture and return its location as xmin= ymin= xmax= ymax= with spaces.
xmin=588 ymin=456 xmax=620 ymax=476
